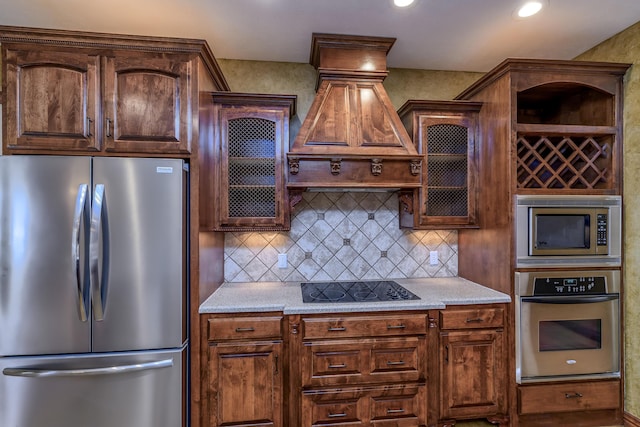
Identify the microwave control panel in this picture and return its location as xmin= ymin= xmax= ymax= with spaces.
xmin=597 ymin=213 xmax=608 ymax=246
xmin=533 ymin=276 xmax=607 ymax=295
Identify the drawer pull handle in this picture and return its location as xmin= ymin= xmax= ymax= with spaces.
xmin=327 ymin=327 xmax=347 ymax=332
xmin=328 ymin=363 xmax=347 ymax=369
xmin=565 ymin=392 xmax=583 ymax=399
xmin=387 ymin=324 xmax=406 ymax=329
xmin=387 ymin=361 xmax=406 ymax=366
xmin=466 ymin=317 xmax=484 ymax=323
xmin=387 ymin=408 xmax=406 ymax=414
xmin=327 ymin=412 xmax=347 ymax=418
xmin=235 ymin=327 xmax=255 ymax=332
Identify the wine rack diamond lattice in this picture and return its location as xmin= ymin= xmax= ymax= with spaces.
xmin=516 ymin=134 xmax=612 ymax=190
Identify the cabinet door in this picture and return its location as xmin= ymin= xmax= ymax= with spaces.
xmin=102 ymin=53 xmax=193 ymax=154
xmin=3 ymin=47 xmax=100 ymax=152
xmin=418 ymin=114 xmax=478 ymax=228
xmin=439 ymin=330 xmax=505 ymax=420
xmin=208 ymin=341 xmax=283 ymax=427
xmin=217 ymin=107 xmax=288 ymax=230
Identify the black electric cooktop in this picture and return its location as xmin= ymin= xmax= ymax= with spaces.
xmin=301 ymin=280 xmax=420 ymax=303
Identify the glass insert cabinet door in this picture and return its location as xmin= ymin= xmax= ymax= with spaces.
xmin=226 ymin=117 xmax=277 ymax=219
xmin=217 ymin=105 xmax=290 ymax=231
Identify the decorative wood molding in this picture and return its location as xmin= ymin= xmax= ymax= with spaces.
xmin=428 ymin=315 xmax=438 ymax=329
xmin=399 ymin=191 xmax=414 ymax=215
xmin=289 ymin=322 xmax=300 ymax=335
xmin=210 ymin=92 xmax=296 ymax=116
xmin=288 ymin=189 xmax=304 ymax=212
xmin=410 ymin=159 xmax=422 ymax=176
xmin=0 ymin=24 xmax=230 ymax=91
xmin=288 ymin=157 xmax=300 ymax=175
xmin=625 ymin=411 xmax=640 ymax=427
xmin=371 ymin=158 xmax=383 ymax=176
xmin=330 ymin=158 xmax=342 ymax=175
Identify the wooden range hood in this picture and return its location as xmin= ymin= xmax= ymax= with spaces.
xmin=287 ymin=33 xmax=422 ymax=197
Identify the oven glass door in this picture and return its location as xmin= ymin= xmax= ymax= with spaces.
xmin=519 ymin=295 xmax=619 ymax=381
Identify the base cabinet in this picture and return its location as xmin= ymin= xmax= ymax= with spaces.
xmin=437 ymin=306 xmax=509 ymax=426
xmin=201 ymin=307 xmax=509 ymax=427
xmin=203 ymin=314 xmax=284 ymax=427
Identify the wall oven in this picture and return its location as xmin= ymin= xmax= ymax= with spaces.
xmin=516 ymin=195 xmax=621 ymax=268
xmin=516 ymin=270 xmax=620 ymax=383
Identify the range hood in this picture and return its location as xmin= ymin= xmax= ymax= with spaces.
xmin=287 ymin=33 xmax=422 ymax=198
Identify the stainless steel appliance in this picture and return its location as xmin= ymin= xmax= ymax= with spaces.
xmin=515 ymin=195 xmax=622 ymax=267
xmin=301 ymin=280 xmax=420 ymax=303
xmin=515 ymin=270 xmax=620 ymax=383
xmin=0 ymin=156 xmax=188 ymax=427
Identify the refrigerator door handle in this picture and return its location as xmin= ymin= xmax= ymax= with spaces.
xmin=72 ymin=184 xmax=90 ymax=322
xmin=2 ymin=358 xmax=173 ymax=378
xmin=90 ymin=184 xmax=110 ymax=321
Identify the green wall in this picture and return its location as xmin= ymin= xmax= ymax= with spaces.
xmin=575 ymin=20 xmax=640 ymax=419
xmin=216 ymin=58 xmax=483 ymax=118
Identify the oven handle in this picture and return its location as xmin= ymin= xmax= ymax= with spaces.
xmin=521 ymin=294 xmax=619 ymax=304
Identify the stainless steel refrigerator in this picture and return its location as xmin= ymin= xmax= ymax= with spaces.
xmin=0 ymin=156 xmax=188 ymax=427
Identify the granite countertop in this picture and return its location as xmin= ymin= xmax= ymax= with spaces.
xmin=199 ymin=277 xmax=511 ymax=315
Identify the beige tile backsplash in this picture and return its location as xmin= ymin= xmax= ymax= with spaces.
xmin=224 ymin=191 xmax=458 ymax=282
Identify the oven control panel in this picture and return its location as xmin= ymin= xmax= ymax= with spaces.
xmin=533 ymin=276 xmax=607 ymax=295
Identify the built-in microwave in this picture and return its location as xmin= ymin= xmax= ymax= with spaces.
xmin=516 ymin=195 xmax=621 ymax=267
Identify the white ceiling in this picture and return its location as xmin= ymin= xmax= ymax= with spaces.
xmin=1 ymin=0 xmax=640 ymax=72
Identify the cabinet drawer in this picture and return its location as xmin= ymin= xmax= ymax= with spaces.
xmin=301 ymin=384 xmax=426 ymax=427
xmin=207 ymin=316 xmax=282 ymax=341
xmin=302 ymin=314 xmax=427 ymax=339
xmin=518 ymin=380 xmax=620 ymax=415
xmin=439 ymin=308 xmax=504 ymax=330
xmin=301 ymin=337 xmax=425 ymax=387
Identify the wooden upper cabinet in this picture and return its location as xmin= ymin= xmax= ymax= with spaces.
xmin=456 ymin=59 xmax=630 ymax=195
xmin=200 ymin=92 xmax=296 ymax=231
xmin=103 ymin=53 xmax=193 ymax=154
xmin=0 ymin=26 xmax=229 ymax=156
xmin=3 ymin=48 xmax=100 ymax=152
xmin=398 ymin=100 xmax=482 ymax=229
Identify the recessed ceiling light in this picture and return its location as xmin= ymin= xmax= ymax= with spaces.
xmin=516 ymin=1 xmax=545 ymax=18
xmin=394 ymin=0 xmax=415 ymax=7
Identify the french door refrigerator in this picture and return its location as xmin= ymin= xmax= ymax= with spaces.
xmin=0 ymin=156 xmax=188 ymax=427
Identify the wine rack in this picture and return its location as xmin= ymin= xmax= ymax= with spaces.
xmin=516 ymin=134 xmax=613 ymax=190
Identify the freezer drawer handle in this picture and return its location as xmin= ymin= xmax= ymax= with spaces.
xmin=72 ymin=184 xmax=90 ymax=322
xmin=2 ymin=358 xmax=173 ymax=378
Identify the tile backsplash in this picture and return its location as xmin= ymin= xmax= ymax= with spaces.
xmin=224 ymin=192 xmax=458 ymax=282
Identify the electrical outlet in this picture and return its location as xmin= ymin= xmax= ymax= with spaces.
xmin=429 ymin=250 xmax=439 ymax=265
xmin=278 ymin=253 xmax=288 ymax=269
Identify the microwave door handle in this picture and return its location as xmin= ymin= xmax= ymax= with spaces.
xmin=521 ymin=295 xmax=619 ymax=304
xmin=72 ymin=184 xmax=90 ymax=322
